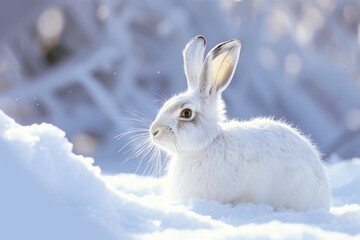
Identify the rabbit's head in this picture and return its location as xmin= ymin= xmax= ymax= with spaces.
xmin=150 ymin=36 xmax=241 ymax=155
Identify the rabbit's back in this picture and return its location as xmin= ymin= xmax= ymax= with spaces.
xmin=220 ymin=118 xmax=330 ymax=211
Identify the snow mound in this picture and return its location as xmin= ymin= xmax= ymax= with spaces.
xmin=0 ymin=110 xmax=359 ymax=239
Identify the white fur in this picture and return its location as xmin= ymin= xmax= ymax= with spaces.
xmin=149 ymin=36 xmax=330 ymax=211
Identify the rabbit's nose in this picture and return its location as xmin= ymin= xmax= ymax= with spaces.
xmin=152 ymin=129 xmax=159 ymax=136
xmin=150 ymin=126 xmax=160 ymax=137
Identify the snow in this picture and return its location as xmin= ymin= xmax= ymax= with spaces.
xmin=1 ymin=110 xmax=360 ymax=239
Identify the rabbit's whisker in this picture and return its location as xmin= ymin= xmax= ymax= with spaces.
xmin=117 ymin=112 xmax=166 ymax=177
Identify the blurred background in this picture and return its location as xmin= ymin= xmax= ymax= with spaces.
xmin=0 ymin=0 xmax=359 ymax=174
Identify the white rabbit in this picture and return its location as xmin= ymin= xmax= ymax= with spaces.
xmin=149 ymin=36 xmax=330 ymax=211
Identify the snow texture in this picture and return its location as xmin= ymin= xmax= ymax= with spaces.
xmin=1 ymin=110 xmax=360 ymax=239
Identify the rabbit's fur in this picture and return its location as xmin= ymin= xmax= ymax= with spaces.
xmin=149 ymin=36 xmax=330 ymax=211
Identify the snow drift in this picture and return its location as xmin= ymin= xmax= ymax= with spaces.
xmin=0 ymin=110 xmax=360 ymax=239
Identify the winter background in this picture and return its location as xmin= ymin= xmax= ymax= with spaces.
xmin=0 ymin=0 xmax=360 ymax=239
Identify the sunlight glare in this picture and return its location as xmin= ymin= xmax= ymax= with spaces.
xmin=36 ymin=7 xmax=65 ymax=45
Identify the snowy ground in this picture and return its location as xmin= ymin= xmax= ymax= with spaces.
xmin=1 ymin=109 xmax=360 ymax=240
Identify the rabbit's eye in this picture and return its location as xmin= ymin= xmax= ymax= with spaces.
xmin=180 ymin=109 xmax=192 ymax=119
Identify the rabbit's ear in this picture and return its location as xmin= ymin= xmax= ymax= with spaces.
xmin=199 ymin=39 xmax=241 ymax=97
xmin=183 ymin=35 xmax=207 ymax=90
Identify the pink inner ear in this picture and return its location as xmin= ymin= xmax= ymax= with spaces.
xmin=211 ymin=49 xmax=238 ymax=91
